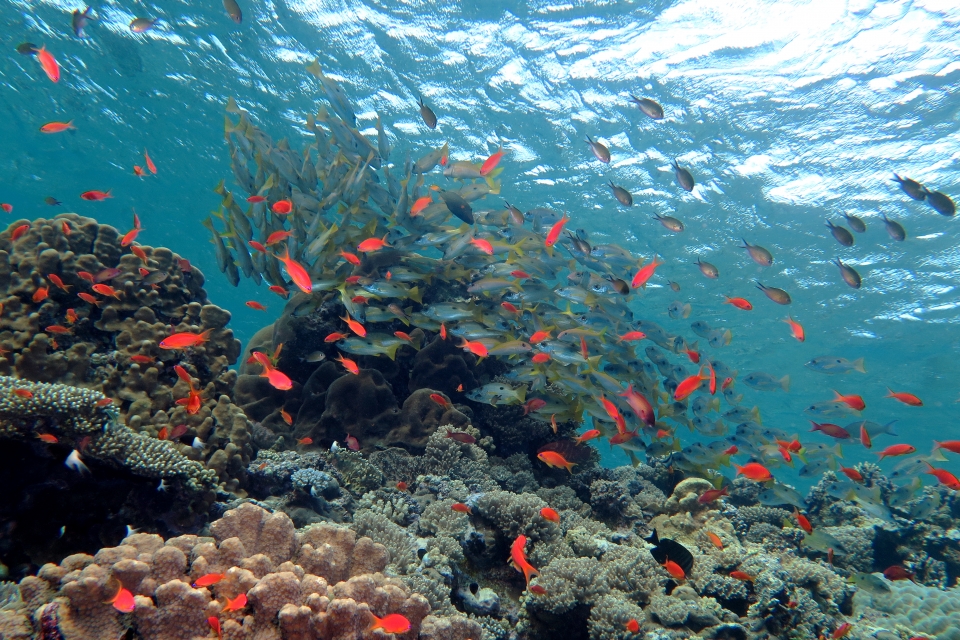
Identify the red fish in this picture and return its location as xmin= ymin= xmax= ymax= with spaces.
xmin=61 ymin=221 xmax=71 ymax=235
xmin=529 ymin=584 xmax=546 ymax=595
xmin=95 ymin=267 xmax=122 ymax=282
xmin=37 ymin=433 xmax=58 ymax=444
xmin=430 ymin=393 xmax=450 ymax=409
xmin=723 ymin=445 xmax=738 ymax=455
xmin=544 ymin=214 xmax=569 ymax=248
xmin=133 ymin=165 xmax=147 ymax=178
xmin=77 ymin=271 xmax=95 ymax=283
xmin=734 ymin=462 xmax=773 ymax=482
xmin=674 ymin=370 xmax=705 ymax=401
xmin=91 ymin=284 xmax=120 ymax=299
xmin=574 ymin=429 xmax=601 ymax=445
xmin=924 ymin=463 xmax=960 ymax=490
xmin=459 ymin=338 xmax=488 ymax=358
xmin=192 ymin=573 xmax=225 ymax=587
xmin=698 ymin=487 xmax=729 ymax=504
xmin=394 ymin=331 xmax=413 ymax=342
xmin=12 ymin=389 xmax=33 ymax=398
xmin=470 ymin=237 xmax=494 ymax=255
xmin=625 ymin=619 xmax=640 ymax=633
xmin=529 ymin=330 xmax=551 ymax=344
xmin=159 ymin=330 xmax=211 ymax=350
xmin=32 ymin=287 xmax=49 ymax=303
xmin=724 ymin=296 xmax=753 ymax=310
xmin=876 ymin=444 xmax=916 ymax=460
xmin=11 ymin=224 xmax=29 ymax=241
xmin=662 ymin=559 xmax=685 ymax=580
xmin=274 ymin=247 xmax=312 ymax=294
xmin=396 ymin=481 xmax=408 ymax=491
xmin=45 ymin=325 xmax=71 ymax=335
xmin=440 ymin=323 xmax=447 ymax=340
xmin=617 ymin=331 xmax=647 ymax=342
xmin=65 ymin=309 xmax=79 ymax=323
xmin=344 ymin=434 xmax=359 ymax=450
xmin=882 ymin=565 xmax=914 ymax=581
xmin=540 ymin=507 xmax=560 ymax=523
xmin=706 ymin=532 xmax=723 ymax=550
xmin=144 ymin=149 xmax=157 ymax=174
xmin=509 ymin=535 xmax=539 ymax=586
xmin=619 ymin=385 xmax=655 ymax=427
xmin=523 ymin=398 xmax=547 ymax=415
xmin=832 ymin=623 xmax=852 ymax=639
xmin=222 ymin=593 xmax=246 ymax=612
xmin=357 ymin=235 xmax=389 ymax=252
xmin=297 ymin=437 xmax=313 ymax=445
xmin=537 ymin=450 xmax=576 ymax=473
xmin=36 ymin=47 xmax=60 ymax=82
xmin=809 ymin=421 xmax=850 ymax=439
xmin=511 ymin=270 xmax=531 ymax=279
xmin=271 ymin=199 xmax=293 ymax=214
xmin=47 ymin=274 xmax=71 ymax=292
xmin=131 ymin=246 xmax=148 ymax=263
xmin=246 ymin=301 xmax=266 ymax=311
xmin=794 ymin=508 xmax=813 ymax=533
xmin=839 ymin=466 xmax=863 ymax=482
xmin=40 ymin=121 xmax=75 ymax=133
xmin=246 ymin=195 xmax=266 ymax=203
xmin=107 ymin=586 xmax=135 ymax=613
xmin=410 ymin=196 xmax=431 ymax=216
xmin=121 ymin=224 xmax=143 ymax=247
xmin=479 ymin=145 xmax=506 ymax=176
xmin=77 ymin=292 xmax=100 ymax=306
xmin=280 ymin=408 xmax=293 ymax=425
xmin=339 ymin=250 xmax=361 ymax=265
xmin=631 ymin=256 xmax=663 ymax=289
xmin=530 ymin=353 xmax=550 ymax=364
xmin=886 ymin=388 xmax=922 ymax=406
xmin=500 ymin=301 xmax=519 ymax=313
xmin=833 ymin=390 xmax=865 ymax=411
xmin=445 ymin=430 xmax=476 ymax=444
xmin=208 ymin=617 xmax=222 ymax=640
xmin=268 ymin=285 xmax=288 ymax=298
xmin=341 ymin=313 xmax=366 ymax=337
xmin=265 ymin=230 xmax=293 ymax=246
xmin=335 ymin=354 xmax=359 ymax=375
xmin=369 ymin=613 xmax=411 ymax=635
xmin=251 ymin=351 xmax=293 ymax=390
xmin=934 ymin=441 xmax=960 ymax=454
xmin=325 ymin=331 xmax=349 ymax=343
xmin=451 ymin=502 xmax=472 ymax=514
xmin=609 ymin=430 xmax=639 ymax=446
xmin=859 ymin=423 xmax=872 ymax=449
xmin=1 ymin=203 xmax=12 ymax=214
xmin=80 ymin=190 xmax=112 ymax=201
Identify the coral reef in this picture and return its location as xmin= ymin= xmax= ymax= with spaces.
xmin=0 ymin=503 xmax=481 ymax=640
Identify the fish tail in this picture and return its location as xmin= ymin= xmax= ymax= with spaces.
xmin=854 ymin=358 xmax=866 ymax=373
xmin=780 ymin=375 xmax=790 ymax=392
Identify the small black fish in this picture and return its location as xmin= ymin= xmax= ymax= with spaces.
xmin=925 ymin=190 xmax=955 ymax=217
xmin=440 ymin=190 xmax=473 ymax=224
xmin=645 ymin=530 xmax=694 ymax=576
xmin=609 ymin=181 xmax=633 ymax=206
xmin=585 ymin=135 xmax=610 ymax=163
xmin=756 ymin=281 xmax=791 ymax=305
xmin=44 ymin=196 xmax=62 ymax=206
xmin=223 ymin=0 xmax=242 ymax=24
xmin=842 ymin=212 xmax=866 ymax=233
xmin=671 ymin=159 xmax=694 ymax=192
xmin=72 ymin=6 xmax=93 ymax=38
xmin=16 ymin=42 xmax=39 ymax=55
xmin=629 ymin=95 xmax=664 ymax=120
xmin=891 ymin=173 xmax=925 ymax=201
xmin=834 ymin=258 xmax=861 ymax=289
xmin=825 ymin=220 xmax=854 ymax=247
xmin=418 ymin=96 xmax=437 ymax=129
xmin=881 ymin=213 xmax=906 ymax=241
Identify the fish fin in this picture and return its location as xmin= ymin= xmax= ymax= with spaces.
xmin=723 ymin=329 xmax=732 ymax=345
xmin=931 ymin=446 xmax=949 ymax=463
xmin=225 ymin=97 xmax=241 ymax=114
xmin=853 ymin=357 xmax=866 ymax=373
xmin=780 ymin=375 xmax=790 ymax=392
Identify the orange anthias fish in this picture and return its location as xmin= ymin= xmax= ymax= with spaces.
xmin=531 ymin=353 xmax=550 ymax=364
xmin=723 ymin=296 xmax=753 ymax=310
xmin=459 ymin=338 xmax=488 ymax=358
xmin=92 ymin=284 xmax=121 ymax=299
xmin=144 ymin=149 xmax=157 ymax=174
xmin=529 ymin=330 xmax=551 ymax=344
xmin=784 ymin=316 xmax=805 ymax=342
xmin=47 ymin=274 xmax=71 ymax=292
xmin=80 ymin=190 xmax=112 ymax=201
xmin=631 ymin=256 xmax=663 ymax=289
xmin=40 ymin=121 xmax=75 ymax=133
xmin=341 ymin=313 xmax=366 ymax=337
xmin=133 ymin=165 xmax=147 ymax=177
xmin=248 ymin=241 xmax=266 ymax=253
xmin=706 ymin=362 xmax=717 ymax=395
xmin=674 ymin=369 xmax=705 ymax=401
xmin=540 ymin=507 xmax=560 ymax=523
xmin=33 ymin=287 xmax=49 ymax=303
xmin=246 ymin=301 xmax=266 ymax=311
xmin=625 ymin=619 xmax=640 ymax=633
xmin=357 ymin=235 xmax=389 ymax=252
xmin=734 ymin=462 xmax=773 ymax=482
xmin=265 ymin=230 xmax=293 ymax=246
xmin=271 ymin=199 xmax=293 ymax=214
xmin=222 ymin=593 xmax=247 ymax=612
xmin=66 ymin=308 xmax=79 ymax=323
xmin=509 ymin=535 xmax=539 ymax=587
xmin=662 ymin=558 xmax=685 ymax=580
xmin=934 ymin=440 xmax=960 ymax=455
xmin=537 ymin=450 xmax=576 ymax=473
xmin=297 ymin=437 xmax=313 ymax=446
xmin=544 ymin=214 xmax=570 ymax=248
xmin=251 ymin=351 xmax=293 ymax=390
xmin=859 ymin=423 xmax=872 ymax=449
xmin=192 ymin=573 xmax=225 ymax=587
xmin=794 ymin=508 xmax=813 ymax=533
xmin=274 ymin=247 xmax=312 ymax=294
xmin=451 ymin=502 xmax=472 ymax=514
xmin=833 ymin=390 xmax=865 ymax=411
xmin=706 ymin=532 xmax=723 ymax=550
xmin=37 ymin=433 xmax=58 ymax=444
xmin=479 ymin=145 xmax=506 ymax=176
xmin=107 ymin=586 xmax=135 ymax=613
xmin=697 ymin=487 xmax=728 ymax=504
xmin=280 ymin=408 xmax=293 ymax=425
xmin=410 ymin=196 xmax=432 ymax=216
xmin=159 ymin=330 xmax=210 ymax=350
xmin=369 ymin=613 xmax=411 ymax=635
xmin=339 ymin=249 xmax=361 ymax=265
xmin=617 ymin=331 xmax=646 ymax=342
xmin=208 ymin=617 xmax=222 ymax=640
xmin=924 ymin=463 xmax=960 ymax=490
xmin=11 ymin=224 xmax=29 ymax=241
xmin=574 ymin=429 xmax=601 ymax=445
xmin=120 ymin=212 xmax=144 ymax=247
xmin=729 ymin=571 xmax=755 ymax=582
xmin=268 ymin=285 xmax=288 ymax=298
xmin=876 ymin=444 xmax=916 ymax=460
xmin=36 ymin=47 xmax=60 ymax=82
xmin=470 ymin=237 xmax=494 ymax=255
xmin=335 ymin=354 xmax=359 ymax=375
xmin=619 ymin=385 xmax=655 ymax=427
xmin=839 ymin=466 xmax=864 ymax=482
xmin=886 ymin=388 xmax=922 ymax=406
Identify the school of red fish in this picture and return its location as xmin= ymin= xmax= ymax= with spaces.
xmin=4 ymin=6 xmax=956 ymax=633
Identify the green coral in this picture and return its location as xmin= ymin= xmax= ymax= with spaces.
xmin=0 ymin=376 xmax=216 ymax=491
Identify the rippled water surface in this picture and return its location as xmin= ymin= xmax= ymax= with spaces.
xmin=1 ymin=0 xmax=958 ymax=479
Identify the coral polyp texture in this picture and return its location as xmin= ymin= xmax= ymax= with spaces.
xmin=0 ymin=503 xmax=480 ymax=640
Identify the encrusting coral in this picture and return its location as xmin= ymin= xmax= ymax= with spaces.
xmin=1 ymin=503 xmax=481 ymax=640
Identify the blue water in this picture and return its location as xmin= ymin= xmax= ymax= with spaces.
xmin=1 ymin=0 xmax=958 ymax=488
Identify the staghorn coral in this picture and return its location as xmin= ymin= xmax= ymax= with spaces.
xmin=4 ymin=503 xmax=480 ymax=640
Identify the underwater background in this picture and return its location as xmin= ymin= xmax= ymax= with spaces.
xmin=0 ymin=0 xmax=959 ymax=639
